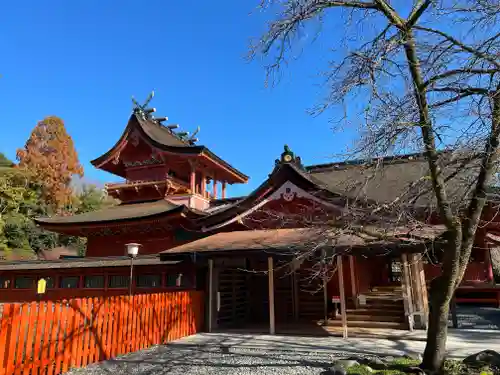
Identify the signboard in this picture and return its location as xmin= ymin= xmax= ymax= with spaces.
xmin=358 ymin=294 xmax=367 ymax=306
xmin=331 ymin=296 xmax=340 ymax=303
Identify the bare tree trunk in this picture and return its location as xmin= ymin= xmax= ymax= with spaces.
xmin=424 ymin=281 xmax=451 ymax=371
xmin=421 ymin=228 xmax=463 ymax=372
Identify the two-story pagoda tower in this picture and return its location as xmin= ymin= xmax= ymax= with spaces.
xmin=36 ymin=95 xmax=248 ymax=256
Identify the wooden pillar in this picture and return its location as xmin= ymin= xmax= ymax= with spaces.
xmin=322 ymin=250 xmax=328 ymax=323
xmin=401 ymin=253 xmax=414 ymax=331
xmin=418 ymin=255 xmax=429 ymax=326
xmin=349 ymin=255 xmax=357 ymax=308
xmin=221 ymin=182 xmax=227 ymax=199
xmin=337 ymin=255 xmax=348 ymax=338
xmin=213 ymin=179 xmax=218 ymax=199
xmin=293 ymin=271 xmax=299 ymax=321
xmin=201 ymin=172 xmax=206 ymax=197
xmin=268 ymin=256 xmax=275 ymax=334
xmin=189 ymin=162 xmax=196 ymax=193
xmin=409 ymin=254 xmax=426 ymax=328
xmin=208 ymin=259 xmax=214 ymax=333
xmin=486 ymin=244 xmax=494 ymax=284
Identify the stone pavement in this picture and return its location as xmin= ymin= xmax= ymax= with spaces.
xmin=67 ymin=330 xmax=500 ymax=375
xmin=177 ymin=329 xmax=500 ymax=359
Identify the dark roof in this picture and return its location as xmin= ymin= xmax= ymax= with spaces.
xmin=35 ymin=199 xmax=186 ymax=226
xmin=0 ymin=255 xmax=179 ymax=271
xmin=91 ymin=113 xmax=248 ymax=182
xmin=306 ymin=151 xmax=480 ymax=209
xmin=160 ymin=226 xmax=445 ymax=258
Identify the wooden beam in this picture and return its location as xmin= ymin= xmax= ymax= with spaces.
xmin=208 ymin=258 xmax=214 ymax=333
xmin=401 ymin=254 xmax=414 ymax=331
xmin=337 ymin=255 xmax=348 ymax=338
xmin=268 ymin=256 xmax=275 ymax=334
xmin=349 ymin=255 xmax=357 ymax=308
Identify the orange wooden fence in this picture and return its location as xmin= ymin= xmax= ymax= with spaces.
xmin=0 ymin=291 xmax=204 ymax=375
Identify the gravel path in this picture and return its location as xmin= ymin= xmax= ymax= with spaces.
xmin=66 ymin=343 xmax=348 ymax=375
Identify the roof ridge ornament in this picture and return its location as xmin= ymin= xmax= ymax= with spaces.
xmin=275 ymin=144 xmax=304 ymax=169
xmin=132 ymin=90 xmax=156 ymax=120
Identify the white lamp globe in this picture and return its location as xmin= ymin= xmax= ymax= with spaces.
xmin=125 ymin=243 xmax=141 ymax=258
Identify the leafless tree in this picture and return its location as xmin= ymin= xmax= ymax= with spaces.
xmin=249 ymin=0 xmax=499 ymax=372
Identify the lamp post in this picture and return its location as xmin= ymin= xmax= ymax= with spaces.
xmin=125 ymin=243 xmax=141 ymax=296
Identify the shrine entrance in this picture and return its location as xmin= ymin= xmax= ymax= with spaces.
xmin=208 ymin=255 xmax=326 ymax=332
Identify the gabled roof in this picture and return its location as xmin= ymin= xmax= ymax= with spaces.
xmin=196 ymin=161 xmax=348 ymax=230
xmin=91 ymin=113 xmax=248 ymax=182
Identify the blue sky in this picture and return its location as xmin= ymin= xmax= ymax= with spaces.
xmin=0 ymin=0 xmax=356 ymax=197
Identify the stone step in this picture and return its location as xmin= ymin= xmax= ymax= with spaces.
xmin=325 ymin=319 xmax=408 ymax=330
xmin=345 ymin=308 xmax=404 ymax=317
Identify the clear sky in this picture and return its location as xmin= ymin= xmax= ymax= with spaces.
xmin=0 ymin=0 xmax=356 ymax=197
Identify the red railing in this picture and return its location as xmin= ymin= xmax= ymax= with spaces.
xmin=0 ymin=291 xmax=204 ymax=375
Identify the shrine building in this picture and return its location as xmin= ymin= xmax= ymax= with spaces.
xmin=2 ymin=101 xmax=500 ymax=336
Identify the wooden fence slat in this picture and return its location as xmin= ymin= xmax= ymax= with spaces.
xmin=97 ymin=296 xmax=108 ymax=362
xmin=5 ymin=304 xmax=21 ymax=375
xmin=75 ymin=298 xmax=85 ymax=368
xmin=0 ymin=304 xmax=13 ymax=375
xmin=111 ymin=296 xmax=120 ymax=358
xmin=88 ymin=297 xmax=98 ymax=364
xmin=31 ymin=301 xmax=46 ymax=374
xmin=167 ymin=293 xmax=173 ymax=342
xmin=146 ymin=294 xmax=152 ymax=346
xmin=108 ymin=297 xmax=118 ymax=358
xmin=70 ymin=299 xmax=83 ymax=368
xmin=54 ymin=301 xmax=66 ymax=375
xmin=47 ymin=302 xmax=59 ymax=375
xmin=130 ymin=295 xmax=137 ymax=352
xmin=159 ymin=293 xmax=166 ymax=344
xmin=23 ymin=301 xmax=39 ymax=375
xmin=81 ymin=298 xmax=92 ymax=367
xmin=62 ymin=301 xmax=75 ymax=373
xmin=155 ymin=293 xmax=160 ymax=342
xmin=151 ymin=294 xmax=157 ymax=343
xmin=14 ymin=303 xmax=29 ymax=375
xmin=139 ymin=294 xmax=146 ymax=349
xmin=125 ymin=295 xmax=131 ymax=353
xmin=117 ymin=296 xmax=125 ymax=356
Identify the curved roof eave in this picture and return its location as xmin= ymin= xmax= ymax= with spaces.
xmin=34 ymin=203 xmax=205 ymax=229
xmin=90 ymin=113 xmax=248 ymax=182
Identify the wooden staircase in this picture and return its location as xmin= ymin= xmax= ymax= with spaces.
xmin=326 ymin=285 xmax=409 ymax=330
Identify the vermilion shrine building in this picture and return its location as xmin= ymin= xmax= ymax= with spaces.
xmin=2 ymin=103 xmax=499 ymax=335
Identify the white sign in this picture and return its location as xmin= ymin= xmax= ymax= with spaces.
xmin=331 ymin=296 xmax=340 ymax=303
xmin=358 ymin=294 xmax=367 ymax=306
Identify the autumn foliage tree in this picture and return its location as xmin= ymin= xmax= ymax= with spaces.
xmin=16 ymin=116 xmax=84 ymax=211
